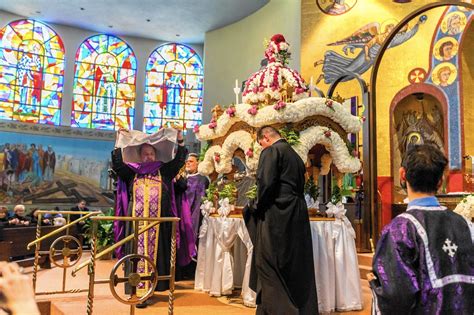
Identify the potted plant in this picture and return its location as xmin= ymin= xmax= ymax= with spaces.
xmin=82 ymin=208 xmax=115 ymax=259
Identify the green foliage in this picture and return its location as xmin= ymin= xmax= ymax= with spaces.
xmin=245 ymin=184 xmax=258 ymax=200
xmin=218 ymin=182 xmax=237 ymax=204
xmin=277 ymin=50 xmax=292 ymax=66
xmin=203 ymin=182 xmax=217 ymax=203
xmin=331 ymin=185 xmax=342 ymax=204
xmin=279 ymin=126 xmax=300 ymax=146
xmin=199 ymin=141 xmax=211 ymax=162
xmin=304 ymin=176 xmax=319 ymax=201
xmin=82 ymin=208 xmax=115 ymax=250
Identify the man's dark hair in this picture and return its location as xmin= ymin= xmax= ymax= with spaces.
xmin=187 ymin=153 xmax=199 ymax=160
xmin=256 ymin=126 xmax=281 ymax=140
xmin=401 ymin=144 xmax=448 ymax=193
xmin=138 ymin=143 xmax=156 ymax=155
xmin=439 ymin=41 xmax=454 ymax=57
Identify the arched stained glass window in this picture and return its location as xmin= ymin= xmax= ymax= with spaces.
xmin=0 ymin=19 xmax=65 ymax=125
xmin=144 ymin=43 xmax=203 ymax=133
xmin=72 ymin=34 xmax=136 ymax=130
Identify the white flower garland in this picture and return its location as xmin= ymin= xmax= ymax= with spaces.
xmin=454 ymin=195 xmax=474 ymax=220
xmin=198 ymin=130 xmax=261 ymax=175
xmin=197 ymin=97 xmax=362 ymax=141
xmin=198 ymin=126 xmax=361 ymax=175
xmin=293 ymin=126 xmax=361 ymax=173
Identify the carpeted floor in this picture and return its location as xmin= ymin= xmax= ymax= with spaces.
xmin=29 ymin=254 xmax=371 ymax=315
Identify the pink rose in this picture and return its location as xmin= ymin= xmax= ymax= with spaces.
xmin=248 ymin=105 xmax=258 ymax=115
xmin=325 ymin=99 xmax=333 ymax=107
xmin=252 ymin=87 xmax=258 ymax=93
xmin=273 ymin=100 xmax=286 ymax=110
xmin=193 ymin=124 xmax=200 ymax=133
xmin=361 ymin=116 xmax=366 ymax=122
xmin=324 ymin=130 xmax=331 ymax=138
xmin=246 ymin=148 xmax=254 ymax=158
xmin=226 ymin=106 xmax=236 ymax=117
xmin=209 ymin=119 xmax=217 ymax=129
xmin=214 ymin=153 xmax=220 ymax=163
xmin=258 ymin=86 xmax=265 ymax=93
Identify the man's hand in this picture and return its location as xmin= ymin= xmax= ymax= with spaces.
xmin=0 ymin=262 xmax=40 ymax=315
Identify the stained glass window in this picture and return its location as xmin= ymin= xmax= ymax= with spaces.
xmin=72 ymin=34 xmax=136 ymax=130
xmin=0 ymin=19 xmax=65 ymax=125
xmin=144 ymin=43 xmax=203 ymax=133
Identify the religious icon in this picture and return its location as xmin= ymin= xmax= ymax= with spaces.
xmin=433 ymin=37 xmax=459 ymax=61
xmin=93 ymin=54 xmax=118 ymax=124
xmin=431 ymin=62 xmax=457 ymax=87
xmin=316 ymin=0 xmax=357 ymax=16
xmin=314 ymin=15 xmax=427 ymax=85
xmin=441 ymin=12 xmax=467 ymax=35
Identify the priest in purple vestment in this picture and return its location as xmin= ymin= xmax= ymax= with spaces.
xmin=184 ymin=153 xmax=209 ymax=240
xmin=111 ymin=129 xmax=187 ymax=308
xmin=370 ymin=144 xmax=474 ymax=314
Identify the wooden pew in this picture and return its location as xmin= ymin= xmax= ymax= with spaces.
xmin=1 ymin=225 xmax=82 ymax=267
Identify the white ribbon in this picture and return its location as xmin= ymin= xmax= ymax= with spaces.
xmin=199 ymin=200 xmax=214 ymax=238
xmin=326 ymin=202 xmax=356 ymax=239
xmin=305 ymin=194 xmax=320 ymax=209
xmin=217 ymin=198 xmax=232 ymax=217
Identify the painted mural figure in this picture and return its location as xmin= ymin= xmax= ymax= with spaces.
xmin=317 ymin=0 xmax=356 ymax=15
xmin=43 ymin=145 xmax=56 ymax=182
xmin=437 ymin=66 xmax=452 ymax=87
xmin=29 ymin=144 xmax=42 ymax=181
xmin=17 ymin=43 xmax=43 ymax=110
xmin=446 ymin=13 xmax=464 ymax=35
xmin=314 ymin=15 xmax=427 ymax=84
xmin=438 ymin=40 xmax=455 ymax=61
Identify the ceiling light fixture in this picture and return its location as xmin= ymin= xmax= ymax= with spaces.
xmin=35 ymin=10 xmax=41 ymax=14
xmin=80 ymin=7 xmax=85 ymax=10
xmin=176 ymin=34 xmax=180 ymax=37
xmin=146 ymin=19 xmax=151 ymax=22
xmin=108 ymin=25 xmax=113 ymax=28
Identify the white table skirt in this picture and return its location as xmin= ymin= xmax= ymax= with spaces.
xmin=194 ymin=216 xmax=363 ymax=313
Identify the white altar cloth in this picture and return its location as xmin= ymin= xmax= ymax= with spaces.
xmin=195 ymin=216 xmax=363 ymax=313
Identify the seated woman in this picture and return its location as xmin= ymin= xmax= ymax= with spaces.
xmin=7 ymin=205 xmax=31 ymax=227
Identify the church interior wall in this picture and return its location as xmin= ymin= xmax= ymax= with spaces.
xmin=0 ymin=9 xmax=203 ymax=210
xmin=301 ymin=0 xmax=473 ymax=226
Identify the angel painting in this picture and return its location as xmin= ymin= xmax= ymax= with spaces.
xmin=314 ymin=15 xmax=427 ymax=85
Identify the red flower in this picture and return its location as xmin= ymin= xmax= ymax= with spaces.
xmin=324 ymin=130 xmax=331 ymax=138
xmin=193 ymin=124 xmax=200 ymax=133
xmin=325 ymin=100 xmax=333 ymax=107
xmin=214 ymin=152 xmax=221 ymax=163
xmin=258 ymin=86 xmax=265 ymax=93
xmin=271 ymin=34 xmax=286 ymax=44
xmin=360 ymin=116 xmax=366 ymax=122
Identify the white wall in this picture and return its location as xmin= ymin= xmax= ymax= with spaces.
xmin=202 ymin=0 xmax=301 ymax=123
xmin=0 ymin=10 xmax=204 ymax=131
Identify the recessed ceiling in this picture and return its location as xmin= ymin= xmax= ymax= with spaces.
xmin=0 ymin=0 xmax=269 ymax=43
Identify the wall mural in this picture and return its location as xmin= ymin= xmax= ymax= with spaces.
xmin=313 ymin=15 xmax=427 ymax=85
xmin=316 ymin=0 xmax=357 ymax=16
xmin=0 ymin=130 xmax=114 ymax=206
xmin=422 ymin=6 xmax=473 ymax=170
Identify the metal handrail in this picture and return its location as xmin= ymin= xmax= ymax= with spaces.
xmin=81 ymin=216 xmax=180 ymax=315
xmin=27 ymin=211 xmax=101 ymax=250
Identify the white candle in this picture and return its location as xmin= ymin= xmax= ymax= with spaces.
xmin=235 ymin=79 xmax=238 ymax=89
xmin=310 ymin=76 xmax=314 ymax=96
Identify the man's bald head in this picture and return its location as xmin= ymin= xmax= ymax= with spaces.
xmin=257 ymin=126 xmax=281 ymax=149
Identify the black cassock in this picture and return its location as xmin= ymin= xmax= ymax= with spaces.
xmin=111 ymin=145 xmax=187 ymax=291
xmin=245 ymin=139 xmax=318 ymax=315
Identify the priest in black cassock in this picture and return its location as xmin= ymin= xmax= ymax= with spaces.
xmin=245 ymin=126 xmax=318 ymax=315
xmin=370 ymin=144 xmax=474 ymax=314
